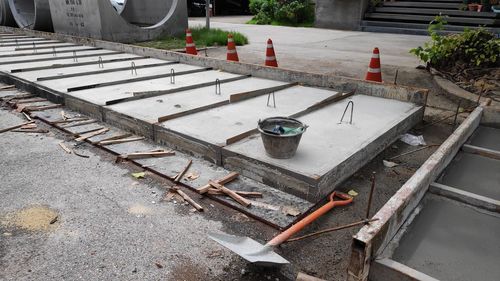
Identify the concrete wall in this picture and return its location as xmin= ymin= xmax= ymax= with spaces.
xmin=47 ymin=0 xmax=187 ymax=43
xmin=315 ymin=0 xmax=369 ymax=30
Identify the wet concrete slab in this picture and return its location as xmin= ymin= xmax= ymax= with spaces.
xmin=37 ymin=63 xmax=199 ymax=93
xmin=107 ymin=77 xmax=289 ymax=123
xmin=161 ymin=85 xmax=337 ymax=146
xmin=438 ymin=152 xmax=500 ymax=200
xmin=225 ymin=95 xmax=420 ymax=177
xmin=0 ymin=49 xmax=121 ymax=66
xmin=468 ymin=126 xmax=500 ymax=151
xmin=65 ymin=70 xmax=243 ymax=106
xmin=392 ymin=194 xmax=500 ymax=281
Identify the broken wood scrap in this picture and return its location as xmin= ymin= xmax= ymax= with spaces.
xmin=209 ymin=181 xmax=251 ymax=207
xmin=0 ymin=121 xmax=34 ymax=134
xmin=92 ymin=133 xmax=132 ymax=144
xmin=14 ymin=97 xmax=46 ymax=104
xmin=59 ymin=142 xmax=72 ymax=154
xmin=50 ymin=117 xmax=88 ymax=124
xmin=22 ymin=112 xmax=32 ymax=121
xmin=174 ymin=160 xmax=192 ymax=183
xmin=2 ymin=93 xmax=35 ymax=102
xmin=98 ymin=136 xmax=145 ymax=146
xmin=11 ymin=129 xmax=49 ymax=134
xmin=116 ymin=150 xmax=175 ymax=162
xmin=197 ymin=172 xmax=239 ymax=194
xmin=61 ymin=119 xmax=97 ymax=128
xmin=75 ymin=128 xmax=109 ymax=142
xmin=73 ymin=127 xmax=107 ymax=136
xmin=23 ymin=104 xmax=62 ymax=112
xmin=20 ymin=123 xmax=37 ymax=129
xmin=0 ymin=85 xmax=15 ymax=91
xmin=207 ymin=189 xmax=263 ymax=198
xmin=170 ymin=185 xmax=203 ymax=212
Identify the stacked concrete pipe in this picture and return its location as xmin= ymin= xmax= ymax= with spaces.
xmin=7 ymin=0 xmax=53 ymax=31
xmin=0 ymin=0 xmax=17 ymax=26
xmin=48 ymin=0 xmax=187 ymax=43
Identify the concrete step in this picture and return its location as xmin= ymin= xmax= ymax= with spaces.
xmin=361 ymin=20 xmax=500 ymax=35
xmin=365 ymin=12 xmax=498 ymax=25
xmin=383 ymin=1 xmax=461 ymax=9
xmin=375 ymin=7 xmax=500 ymax=18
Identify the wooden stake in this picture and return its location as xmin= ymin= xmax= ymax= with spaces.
xmin=118 ymin=150 xmax=175 ymax=161
xmin=209 ymin=181 xmax=251 ymax=207
xmin=171 ymin=185 xmax=203 ymax=212
xmin=0 ymin=121 xmax=34 ymax=134
xmin=207 ymin=189 xmax=263 ymax=198
xmin=197 ymin=172 xmax=239 ymax=194
xmin=98 ymin=136 xmax=144 ymax=146
xmin=75 ymin=128 xmax=109 ymax=142
xmin=174 ymin=160 xmax=192 ymax=183
xmin=58 ymin=142 xmax=72 ymax=154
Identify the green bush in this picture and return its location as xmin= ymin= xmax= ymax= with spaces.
xmin=410 ymin=16 xmax=500 ymax=70
xmin=248 ymin=0 xmax=314 ymax=26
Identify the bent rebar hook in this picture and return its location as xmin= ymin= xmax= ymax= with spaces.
xmin=338 ymin=100 xmax=354 ymax=124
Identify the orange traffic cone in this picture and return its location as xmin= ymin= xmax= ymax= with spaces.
xmin=226 ymin=34 xmax=239 ymax=62
xmin=265 ymin=38 xmax=278 ymax=67
xmin=365 ymin=47 xmax=382 ymax=82
xmin=185 ymin=29 xmax=197 ymax=55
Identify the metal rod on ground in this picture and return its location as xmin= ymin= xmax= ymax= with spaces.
xmin=174 ymin=160 xmax=192 ymax=183
xmin=388 ymin=144 xmax=440 ymax=160
xmin=284 ymin=218 xmax=379 ymax=243
xmin=205 ymin=0 xmax=210 ymax=29
xmin=452 ymin=100 xmax=462 ymax=130
xmin=366 ymin=172 xmax=376 ymax=219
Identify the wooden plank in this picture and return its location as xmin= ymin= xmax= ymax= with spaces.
xmin=23 ymin=104 xmax=62 ymax=112
xmin=14 ymin=97 xmax=46 ymax=104
xmin=462 ymin=144 xmax=500 ymax=161
xmin=174 ymin=160 xmax=192 ymax=183
xmin=197 ymin=172 xmax=239 ymax=194
xmin=207 ymin=189 xmax=263 ymax=198
xmin=117 ymin=150 xmax=175 ymax=160
xmin=50 ymin=117 xmax=89 ymax=124
xmin=75 ymin=128 xmax=109 ymax=142
xmin=0 ymin=121 xmax=34 ymax=134
xmin=429 ymin=182 xmax=500 ymax=213
xmin=171 ymin=185 xmax=204 ymax=212
xmin=92 ymin=133 xmax=132 ymax=144
xmin=61 ymin=119 xmax=97 ymax=128
xmin=209 ymin=181 xmax=251 ymax=207
xmin=0 ymin=85 xmax=15 ymax=90
xmin=98 ymin=136 xmax=144 ymax=145
xmin=58 ymin=142 xmax=72 ymax=154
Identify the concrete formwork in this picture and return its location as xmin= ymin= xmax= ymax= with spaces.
xmin=0 ymin=0 xmax=17 ymax=27
xmin=347 ymin=105 xmax=500 ymax=281
xmin=0 ymin=28 xmax=428 ymax=203
xmin=8 ymin=0 xmax=52 ymax=30
xmin=47 ymin=0 xmax=187 ymax=43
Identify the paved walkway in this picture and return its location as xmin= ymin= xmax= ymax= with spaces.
xmin=189 ymin=18 xmax=429 ymax=82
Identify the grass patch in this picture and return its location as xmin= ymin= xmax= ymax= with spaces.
xmin=246 ymin=18 xmax=314 ymax=27
xmin=136 ymin=27 xmax=248 ymax=50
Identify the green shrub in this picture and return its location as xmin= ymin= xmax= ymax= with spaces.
xmin=410 ymin=16 xmax=500 ymax=70
xmin=248 ymin=0 xmax=314 ymax=26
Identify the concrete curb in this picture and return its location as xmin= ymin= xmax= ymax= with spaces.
xmin=432 ymin=73 xmax=490 ymax=108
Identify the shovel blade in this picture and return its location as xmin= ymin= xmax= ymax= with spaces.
xmin=208 ymin=232 xmax=289 ymax=266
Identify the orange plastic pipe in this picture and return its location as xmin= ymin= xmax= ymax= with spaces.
xmin=266 ymin=192 xmax=353 ymax=247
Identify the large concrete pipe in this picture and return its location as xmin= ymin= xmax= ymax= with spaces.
xmin=8 ymin=0 xmax=53 ymax=30
xmin=48 ymin=0 xmax=187 ymax=43
xmin=1 ymin=0 xmax=17 ymax=26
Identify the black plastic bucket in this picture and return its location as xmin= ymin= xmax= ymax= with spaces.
xmin=257 ymin=117 xmax=308 ymax=159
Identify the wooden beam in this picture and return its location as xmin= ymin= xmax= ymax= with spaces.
xmin=209 ymin=181 xmax=251 ymax=207
xmin=174 ymin=160 xmax=192 ymax=183
xmin=207 ymin=189 xmax=263 ymax=198
xmin=197 ymin=172 xmax=239 ymax=194
xmin=117 ymin=150 xmax=175 ymax=161
xmin=98 ymin=136 xmax=144 ymax=146
xmin=170 ymin=185 xmax=204 ymax=212
xmin=75 ymin=128 xmax=109 ymax=142
xmin=0 ymin=121 xmax=34 ymax=134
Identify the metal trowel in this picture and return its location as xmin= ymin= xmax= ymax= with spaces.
xmin=209 ymin=192 xmax=353 ymax=267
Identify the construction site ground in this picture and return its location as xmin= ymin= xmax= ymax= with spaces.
xmin=0 ymin=22 xmax=470 ymax=281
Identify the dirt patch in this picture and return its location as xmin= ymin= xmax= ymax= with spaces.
xmin=128 ymin=204 xmax=153 ymax=216
xmin=1 ymin=205 xmax=59 ymax=232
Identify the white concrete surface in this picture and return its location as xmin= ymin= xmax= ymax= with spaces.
xmin=108 ymin=77 xmax=288 ymax=123
xmin=0 ymin=49 xmax=118 ymax=65
xmin=66 ymin=70 xmax=242 ymax=105
xmin=161 ymin=85 xmax=338 ymax=146
xmin=226 ymin=94 xmax=421 ymax=177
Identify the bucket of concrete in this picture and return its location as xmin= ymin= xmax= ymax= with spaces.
xmin=257 ymin=117 xmax=307 ymax=159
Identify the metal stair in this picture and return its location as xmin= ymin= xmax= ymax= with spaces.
xmin=362 ymin=0 xmax=500 ymax=35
